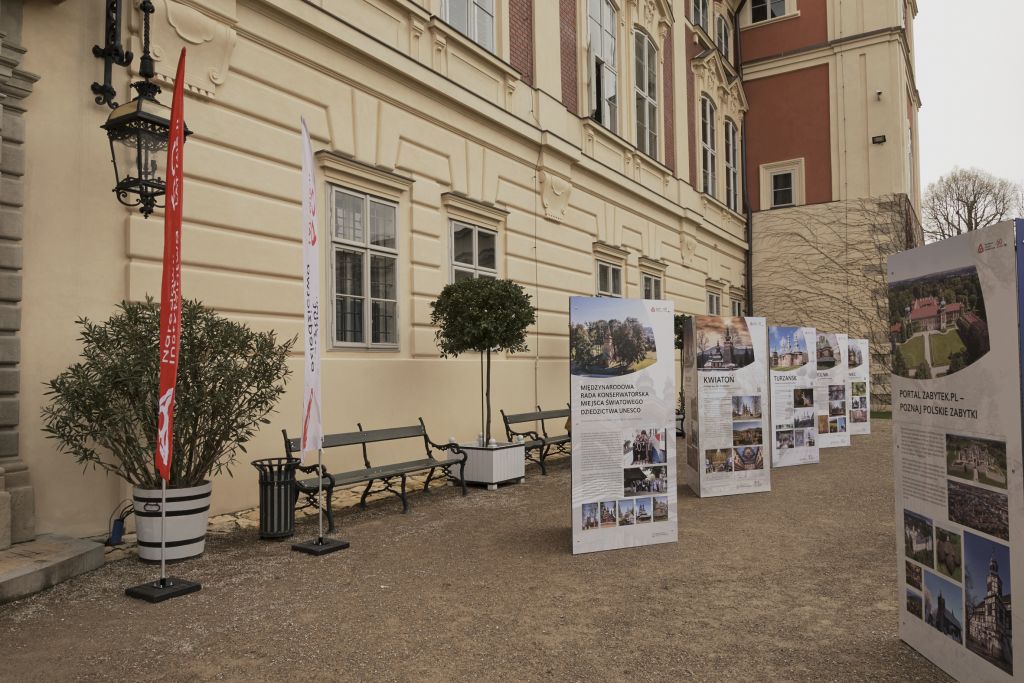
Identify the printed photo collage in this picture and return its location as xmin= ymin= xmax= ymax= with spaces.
xmin=850 ymin=381 xmax=869 ymax=424
xmin=704 ymin=394 xmax=765 ymax=473
xmin=902 ymin=432 xmax=1012 ymax=675
xmin=580 ymin=426 xmax=671 ymax=533
xmin=776 ymin=388 xmax=817 ymax=452
xmin=823 ymin=383 xmax=848 ymax=435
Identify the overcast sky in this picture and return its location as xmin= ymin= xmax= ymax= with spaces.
xmin=915 ymin=1 xmax=1024 ymax=190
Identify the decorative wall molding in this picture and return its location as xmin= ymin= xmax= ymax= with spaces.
xmin=130 ymin=0 xmax=238 ymax=99
xmin=538 ymin=170 xmax=572 ymax=222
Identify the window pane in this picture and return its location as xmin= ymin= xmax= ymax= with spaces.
xmin=605 ymin=65 xmax=617 ymax=133
xmin=647 ymin=42 xmax=657 ymax=96
xmin=771 ymin=0 xmax=786 ymax=18
xmin=476 ymin=6 xmax=494 ymax=51
xmin=371 ymin=300 xmax=397 ymax=344
xmin=588 ymin=0 xmax=600 ymax=22
xmin=477 ymin=230 xmax=496 ymax=270
xmin=453 ymin=268 xmax=475 ymax=283
xmin=643 ymin=276 xmax=652 ymax=299
xmin=448 ymin=0 xmax=469 ymax=34
xmin=655 ymin=279 xmax=662 ymax=299
xmin=336 ymin=296 xmax=364 ymax=343
xmin=603 ymin=1 xmax=615 ymax=38
xmin=636 ymin=94 xmax=646 ymax=151
xmin=612 ymin=268 xmax=621 ymax=295
xmin=370 ymin=254 xmax=396 ymax=300
xmin=752 ymin=0 xmax=767 ymax=22
xmin=605 ymin=28 xmax=615 ymax=63
xmin=453 ymin=224 xmax=475 ymax=265
xmin=773 ymin=172 xmax=792 ymax=192
xmin=478 ymin=272 xmax=496 ymax=280
xmin=335 ymin=249 xmax=363 ymax=296
xmin=635 ymin=33 xmax=644 ymax=88
xmin=369 ymin=200 xmax=396 ymax=249
xmin=599 ymin=263 xmax=610 ymax=292
xmin=649 ymin=101 xmax=658 ymax=137
xmin=335 ymin=192 xmax=364 ymax=242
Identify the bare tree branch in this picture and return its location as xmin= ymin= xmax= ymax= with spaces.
xmin=923 ymin=167 xmax=1021 ymax=242
xmin=754 ymin=195 xmax=921 ymax=408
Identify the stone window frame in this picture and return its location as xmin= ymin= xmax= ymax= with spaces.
xmin=742 ymin=0 xmax=800 ymax=28
xmin=639 ymin=255 xmax=667 ymax=301
xmin=706 ymin=290 xmax=721 ymax=316
xmin=441 ymin=192 xmax=508 ymax=283
xmin=443 ymin=0 xmax=498 ymax=53
xmin=759 ymin=158 xmax=805 ymax=209
xmin=594 ymin=241 xmax=628 ymax=298
xmin=318 ymin=151 xmax=413 ymax=352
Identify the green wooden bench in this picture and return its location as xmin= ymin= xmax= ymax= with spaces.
xmin=282 ymin=418 xmax=467 ymax=532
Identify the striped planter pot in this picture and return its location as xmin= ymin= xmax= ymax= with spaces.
xmin=133 ymin=481 xmax=212 ymax=563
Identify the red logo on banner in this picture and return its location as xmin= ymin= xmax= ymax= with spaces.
xmin=156 ymin=48 xmax=187 ymax=483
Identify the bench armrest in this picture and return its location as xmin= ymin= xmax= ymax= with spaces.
xmin=296 ymin=463 xmax=335 ymax=488
xmin=426 ymin=438 xmax=468 ymax=462
xmin=508 ymin=427 xmax=543 ymax=442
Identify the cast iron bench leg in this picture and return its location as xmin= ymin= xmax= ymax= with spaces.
xmin=359 ymin=480 xmax=373 ymax=510
xmin=458 ymin=462 xmax=467 ymax=496
xmin=539 ymin=444 xmax=550 ymax=476
xmin=400 ymin=474 xmax=409 ymax=513
xmin=423 ymin=467 xmax=435 ymax=493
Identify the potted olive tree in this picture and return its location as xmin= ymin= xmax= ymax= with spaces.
xmin=42 ymin=299 xmax=293 ymax=562
xmin=430 ymin=278 xmax=536 ymax=488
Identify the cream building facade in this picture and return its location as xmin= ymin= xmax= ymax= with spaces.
xmin=8 ymin=0 xmax=755 ymax=539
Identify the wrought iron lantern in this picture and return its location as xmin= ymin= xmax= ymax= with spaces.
xmin=100 ymin=1 xmax=189 ymax=218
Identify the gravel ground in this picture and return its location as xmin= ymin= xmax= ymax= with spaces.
xmin=0 ymin=421 xmax=951 ymax=682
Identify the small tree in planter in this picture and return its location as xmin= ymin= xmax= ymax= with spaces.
xmin=42 ymin=298 xmax=293 ymax=560
xmin=430 ymin=278 xmax=536 ymax=444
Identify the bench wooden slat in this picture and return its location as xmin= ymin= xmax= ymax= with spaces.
xmin=533 ymin=409 xmax=569 ymax=421
xmin=503 ymin=411 xmax=542 ymax=424
xmin=297 ymin=456 xmax=459 ymax=489
xmin=356 ymin=425 xmax=426 ymax=444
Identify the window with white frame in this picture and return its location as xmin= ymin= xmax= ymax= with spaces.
xmin=588 ymin=0 xmax=618 ymax=134
xmin=331 ymin=186 xmax=399 ymax=347
xmin=716 ymin=16 xmax=730 ymax=60
xmin=445 ymin=0 xmax=495 ymax=52
xmin=706 ymin=291 xmax=721 ymax=315
xmin=725 ymin=119 xmax=739 ymax=211
xmin=634 ymin=30 xmax=658 ymax=159
xmin=693 ymin=0 xmax=709 ymax=32
xmin=701 ymin=95 xmax=717 ymax=197
xmin=642 ymin=273 xmax=663 ymax=300
xmin=751 ymin=0 xmax=786 ymax=23
xmin=731 ymin=299 xmax=743 ymax=316
xmin=597 ymin=260 xmax=623 ymax=297
xmin=451 ymin=220 xmax=497 ymax=282
xmin=771 ymin=171 xmax=794 ymax=208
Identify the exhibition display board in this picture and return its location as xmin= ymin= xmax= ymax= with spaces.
xmin=815 ymin=332 xmax=850 ymax=448
xmin=890 ymin=220 xmax=1022 ymax=682
xmin=848 ymin=338 xmax=871 ymax=436
xmin=569 ymin=297 xmax=678 ymax=555
xmin=768 ymin=326 xmax=820 ymax=467
xmin=683 ymin=315 xmax=771 ymax=497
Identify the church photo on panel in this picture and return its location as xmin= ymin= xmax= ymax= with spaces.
xmin=695 ymin=316 xmax=756 ymax=371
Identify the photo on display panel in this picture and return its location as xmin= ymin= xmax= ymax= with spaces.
xmin=963 ymin=532 xmax=1012 ymax=674
xmin=922 ymin=570 xmax=964 ymax=645
xmin=904 ymin=509 xmax=934 ymax=569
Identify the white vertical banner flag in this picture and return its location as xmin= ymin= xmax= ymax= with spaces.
xmin=299 ymin=118 xmax=322 ymax=459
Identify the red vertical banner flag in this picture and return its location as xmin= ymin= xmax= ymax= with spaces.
xmin=156 ymin=48 xmax=187 ymax=483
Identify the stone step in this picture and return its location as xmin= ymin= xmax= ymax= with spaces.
xmin=0 ymin=534 xmax=104 ymax=604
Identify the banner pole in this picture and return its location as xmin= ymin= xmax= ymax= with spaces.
xmin=317 ymin=447 xmax=324 ymax=543
xmin=160 ymin=478 xmax=167 ymax=586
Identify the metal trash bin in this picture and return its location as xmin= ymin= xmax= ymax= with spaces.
xmin=251 ymin=457 xmax=299 ymax=539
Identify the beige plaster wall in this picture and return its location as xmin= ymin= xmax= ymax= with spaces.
xmin=20 ymin=0 xmax=747 ymax=536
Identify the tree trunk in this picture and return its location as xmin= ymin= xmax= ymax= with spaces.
xmin=485 ymin=347 xmax=492 ymax=443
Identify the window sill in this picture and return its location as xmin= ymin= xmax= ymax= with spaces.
xmin=427 ymin=16 xmax=519 ymax=82
xmin=742 ymin=11 xmax=801 ymax=31
xmin=328 ymin=345 xmax=401 ymax=353
xmin=769 ymin=203 xmax=796 ymax=210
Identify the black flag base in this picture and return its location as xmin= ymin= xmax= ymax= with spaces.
xmin=292 ymin=536 xmax=350 ymax=556
xmin=125 ymin=576 xmax=202 ymax=603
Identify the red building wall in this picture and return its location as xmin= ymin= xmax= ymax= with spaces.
xmin=741 ymin=3 xmax=828 ymax=63
xmin=509 ymin=0 xmax=534 ymax=86
xmin=744 ymin=64 xmax=832 ymax=211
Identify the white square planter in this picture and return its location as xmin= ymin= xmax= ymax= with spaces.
xmin=458 ymin=442 xmax=526 ymax=489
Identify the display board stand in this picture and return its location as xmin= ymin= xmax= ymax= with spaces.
xmin=768 ymin=326 xmax=820 ymax=467
xmin=847 ymin=338 xmax=871 ymax=436
xmin=815 ymin=332 xmax=850 ymax=449
xmin=569 ymin=297 xmax=678 ymax=555
xmin=683 ymin=315 xmax=771 ymax=497
xmin=890 ymin=220 xmax=1022 ymax=682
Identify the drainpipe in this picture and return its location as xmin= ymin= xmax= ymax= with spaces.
xmin=734 ymin=0 xmax=753 ymax=316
